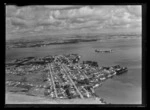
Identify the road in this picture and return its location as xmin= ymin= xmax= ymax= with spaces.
xmin=65 ymin=65 xmax=90 ymax=97
xmin=74 ymin=64 xmax=89 ymax=79
xmin=61 ymin=64 xmax=84 ymax=99
xmin=47 ymin=63 xmax=58 ymax=98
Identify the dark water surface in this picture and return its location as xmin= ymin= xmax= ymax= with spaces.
xmin=6 ymin=38 xmax=141 ymax=104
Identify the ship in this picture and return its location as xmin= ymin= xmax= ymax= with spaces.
xmin=115 ymin=67 xmax=128 ymax=75
xmin=95 ymin=49 xmax=112 ymax=53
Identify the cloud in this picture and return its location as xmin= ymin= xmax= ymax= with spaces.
xmin=6 ymin=5 xmax=142 ymax=35
xmin=127 ymin=6 xmax=141 ymax=17
xmin=10 ymin=18 xmax=33 ymax=28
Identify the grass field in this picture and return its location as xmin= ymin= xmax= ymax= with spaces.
xmin=6 ymin=92 xmax=103 ymax=104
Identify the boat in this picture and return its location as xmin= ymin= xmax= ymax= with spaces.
xmin=95 ymin=49 xmax=112 ymax=53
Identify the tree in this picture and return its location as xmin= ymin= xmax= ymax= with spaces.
xmin=20 ymin=76 xmax=27 ymax=82
xmin=41 ymin=73 xmax=47 ymax=82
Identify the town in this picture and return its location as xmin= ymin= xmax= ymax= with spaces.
xmin=6 ymin=54 xmax=128 ymax=103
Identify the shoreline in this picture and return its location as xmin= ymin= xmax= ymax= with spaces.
xmin=6 ymin=92 xmax=105 ymax=104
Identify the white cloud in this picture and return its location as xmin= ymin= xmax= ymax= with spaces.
xmin=6 ymin=5 xmax=142 ymax=34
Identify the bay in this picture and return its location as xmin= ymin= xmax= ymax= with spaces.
xmin=6 ymin=38 xmax=142 ymax=104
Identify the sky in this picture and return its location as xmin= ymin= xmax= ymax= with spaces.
xmin=6 ymin=5 xmax=142 ymax=39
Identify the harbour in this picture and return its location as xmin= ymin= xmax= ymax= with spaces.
xmin=6 ymin=38 xmax=141 ymax=104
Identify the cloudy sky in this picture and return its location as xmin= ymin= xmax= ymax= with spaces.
xmin=6 ymin=5 xmax=141 ymax=38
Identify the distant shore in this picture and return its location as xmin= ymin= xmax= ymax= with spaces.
xmin=6 ymin=35 xmax=141 ymax=50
